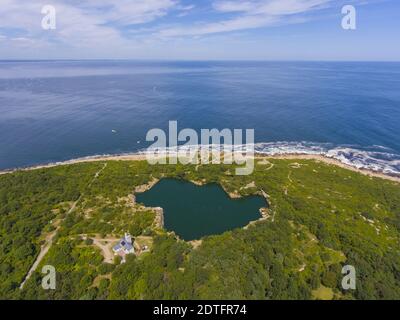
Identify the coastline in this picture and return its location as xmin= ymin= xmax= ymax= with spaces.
xmin=255 ymin=154 xmax=400 ymax=183
xmin=0 ymin=153 xmax=399 ymax=183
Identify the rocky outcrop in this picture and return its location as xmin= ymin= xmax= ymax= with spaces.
xmin=135 ymin=178 xmax=159 ymax=193
xmin=153 ymin=207 xmax=164 ymax=229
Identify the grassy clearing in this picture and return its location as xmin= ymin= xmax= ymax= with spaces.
xmin=0 ymin=159 xmax=399 ymax=299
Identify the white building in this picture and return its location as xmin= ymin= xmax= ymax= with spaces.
xmin=113 ymin=233 xmax=135 ymax=262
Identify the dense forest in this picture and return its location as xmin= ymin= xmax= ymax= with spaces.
xmin=0 ymin=158 xmax=399 ymax=300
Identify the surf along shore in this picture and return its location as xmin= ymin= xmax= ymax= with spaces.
xmin=1 ymin=152 xmax=399 ymax=183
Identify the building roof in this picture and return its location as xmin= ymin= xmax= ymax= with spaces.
xmin=124 ymin=243 xmax=134 ymax=251
xmin=113 ymin=234 xmax=134 ymax=253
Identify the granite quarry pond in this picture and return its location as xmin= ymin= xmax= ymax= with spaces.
xmin=135 ymin=178 xmax=267 ymax=241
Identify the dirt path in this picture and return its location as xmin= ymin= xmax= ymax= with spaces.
xmin=287 ymin=171 xmax=293 ymax=183
xmin=19 ymin=163 xmax=107 ymax=290
xmin=19 ymin=229 xmax=58 ymax=289
xmin=92 ymin=238 xmax=119 ymax=264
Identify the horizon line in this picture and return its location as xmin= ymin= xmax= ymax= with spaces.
xmin=1 ymin=59 xmax=400 ymax=63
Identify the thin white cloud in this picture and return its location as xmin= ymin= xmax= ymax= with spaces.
xmin=214 ymin=0 xmax=331 ymax=15
xmin=77 ymin=0 xmax=178 ymax=25
xmin=158 ymin=15 xmax=278 ymax=37
xmin=176 ymin=4 xmax=196 ymax=17
xmin=0 ymin=0 xmax=387 ymax=59
xmin=0 ymin=0 xmax=179 ymax=47
xmin=158 ymin=0 xmax=333 ymax=37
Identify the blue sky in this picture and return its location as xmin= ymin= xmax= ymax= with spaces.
xmin=0 ymin=0 xmax=399 ymax=60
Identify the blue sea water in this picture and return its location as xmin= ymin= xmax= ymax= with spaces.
xmin=0 ymin=60 xmax=399 ymax=174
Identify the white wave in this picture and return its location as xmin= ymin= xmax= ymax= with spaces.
xmin=7 ymin=141 xmax=399 ymax=177
xmin=325 ymin=148 xmax=400 ymax=175
xmin=254 ymin=142 xmax=400 ymax=176
xmin=141 ymin=141 xmax=400 ymax=176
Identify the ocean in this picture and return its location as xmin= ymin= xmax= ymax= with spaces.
xmin=0 ymin=60 xmax=399 ymax=174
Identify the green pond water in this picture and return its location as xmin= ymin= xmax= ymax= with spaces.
xmin=135 ymin=179 xmax=267 ymax=241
